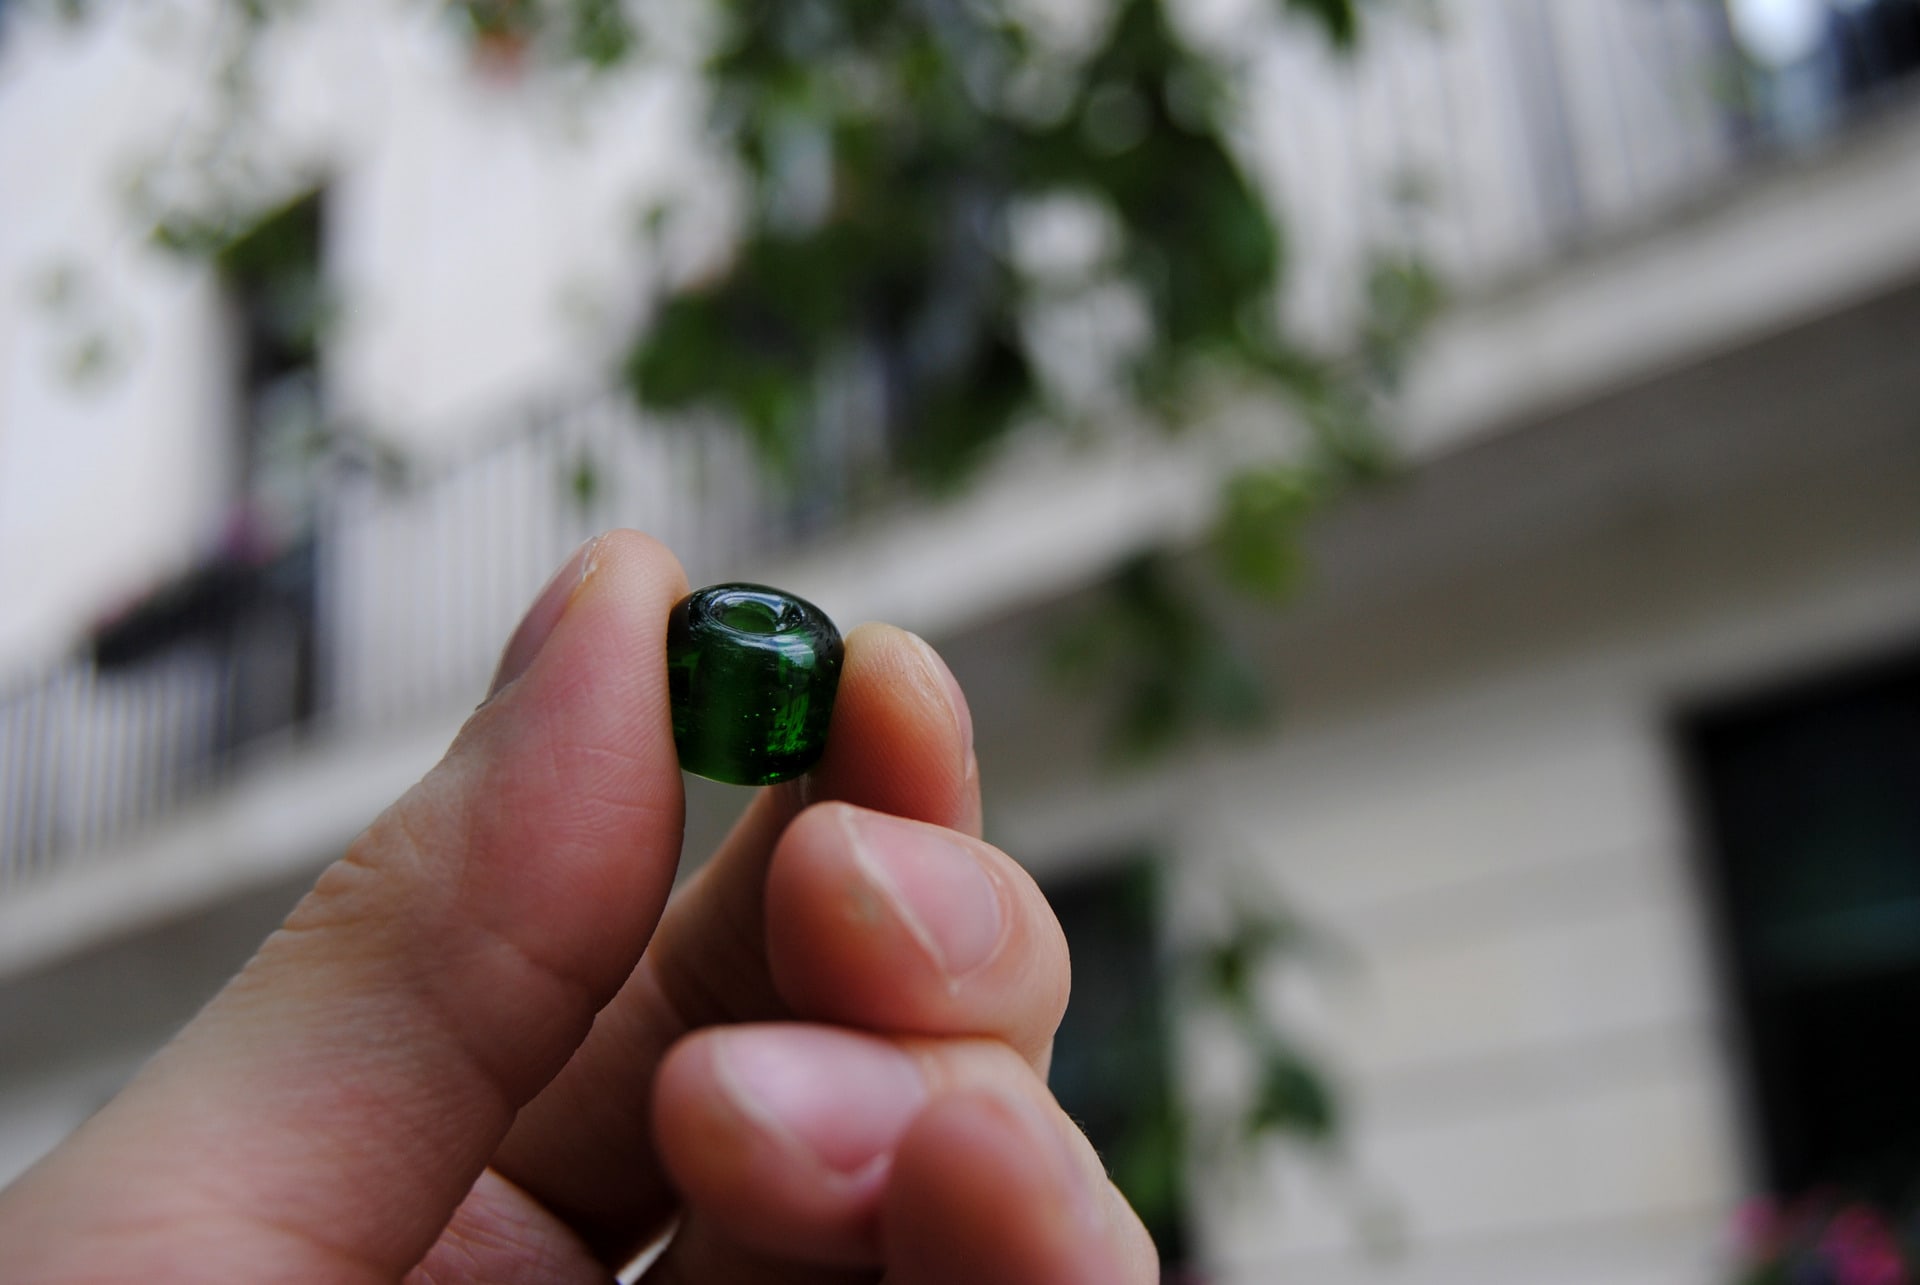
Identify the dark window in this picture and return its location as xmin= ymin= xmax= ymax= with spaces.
xmin=212 ymin=190 xmax=328 ymax=737
xmin=217 ymin=188 xmax=328 ymax=535
xmin=1045 ymin=859 xmax=1190 ymax=1272
xmin=1723 ymin=0 xmax=1920 ymax=145
xmin=1683 ymin=647 xmax=1920 ymax=1201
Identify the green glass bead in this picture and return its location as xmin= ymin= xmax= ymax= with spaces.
xmin=666 ymin=583 xmax=844 ymax=786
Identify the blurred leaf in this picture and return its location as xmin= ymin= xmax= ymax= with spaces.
xmin=1075 ymin=552 xmax=1268 ymax=763
xmin=51 ymin=0 xmax=96 ymax=23
xmin=566 ymin=451 xmax=602 ymax=512
xmin=1200 ymin=931 xmax=1261 ymax=1016
xmin=1247 ymin=1046 xmax=1340 ymax=1143
xmin=61 ymin=331 xmax=119 ymax=388
xmin=566 ymin=0 xmax=634 ymax=68
xmin=158 ymin=190 xmax=321 ymax=279
xmin=1360 ymin=252 xmax=1444 ymax=389
xmin=1214 ymin=464 xmax=1320 ymax=599
xmin=32 ymin=262 xmax=84 ymax=311
xmin=620 ymin=0 xmax=1342 ymax=498
xmin=1285 ymin=0 xmax=1362 ymax=50
xmin=457 ymin=0 xmax=539 ymax=43
xmin=1195 ymin=899 xmax=1345 ymax=1016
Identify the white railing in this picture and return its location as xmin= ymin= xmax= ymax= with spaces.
xmin=1257 ymin=0 xmax=1742 ymax=339
xmin=317 ymin=391 xmax=828 ymax=731
xmin=0 ymin=390 xmax=856 ymax=892
xmin=0 ymin=651 xmax=227 ymax=893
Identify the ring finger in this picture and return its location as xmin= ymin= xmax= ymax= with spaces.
xmin=647 ymin=1025 xmax=1155 ymax=1275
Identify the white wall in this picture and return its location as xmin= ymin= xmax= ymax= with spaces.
xmin=0 ymin=0 xmax=712 ymax=668
xmin=1174 ymin=669 xmax=1741 ymax=1284
xmin=968 ymin=344 xmax=1920 ymax=1282
xmin=0 ymin=9 xmax=232 ymax=670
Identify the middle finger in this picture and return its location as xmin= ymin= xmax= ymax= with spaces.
xmin=765 ymin=802 xmax=1070 ymax=1072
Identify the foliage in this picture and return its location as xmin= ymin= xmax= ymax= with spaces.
xmin=1048 ymin=551 xmax=1268 ymax=764
xmin=1050 ymin=859 xmax=1368 ymax=1265
xmin=1081 ymin=866 xmax=1398 ymax=1265
xmin=602 ymin=0 xmax=1436 ymax=755
xmin=1193 ymin=894 xmax=1350 ymax=1148
xmin=457 ymin=0 xmax=637 ymax=69
xmin=625 ymin=0 xmax=1312 ymax=481
xmin=72 ymin=0 xmax=1437 ymax=759
xmin=612 ymin=0 xmax=1426 ymax=479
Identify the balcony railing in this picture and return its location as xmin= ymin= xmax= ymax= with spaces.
xmin=316 ymin=391 xmax=848 ymax=732
xmin=0 ymin=390 xmax=860 ymax=896
xmin=3 ymin=0 xmax=1918 ymax=902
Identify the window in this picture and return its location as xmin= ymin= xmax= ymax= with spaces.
xmin=1724 ymin=0 xmax=1920 ymax=144
xmin=219 ymin=188 xmax=328 ymax=541
xmin=1045 ymin=859 xmax=1190 ymax=1269
xmin=1684 ymin=647 xmax=1920 ymax=1200
xmin=212 ymin=190 xmax=328 ymax=739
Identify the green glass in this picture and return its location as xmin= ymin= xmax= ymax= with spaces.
xmin=666 ymin=583 xmax=844 ymax=785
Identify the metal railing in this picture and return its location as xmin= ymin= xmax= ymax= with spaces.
xmin=1266 ymin=0 xmax=1919 ymax=334
xmin=3 ymin=0 xmax=1918 ymax=897
xmin=0 ymin=400 xmax=848 ymax=893
xmin=316 ymin=390 xmax=853 ymax=733
xmin=1257 ymin=0 xmax=1741 ymax=338
xmin=0 ymin=388 xmax=881 ymax=893
xmin=0 ymin=651 xmax=228 ymax=890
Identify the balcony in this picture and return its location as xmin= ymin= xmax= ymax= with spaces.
xmin=5 ymin=0 xmax=1920 ymax=975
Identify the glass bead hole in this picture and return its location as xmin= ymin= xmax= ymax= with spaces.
xmin=715 ymin=593 xmax=785 ymax=635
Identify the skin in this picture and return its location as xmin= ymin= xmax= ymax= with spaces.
xmin=0 ymin=530 xmax=1160 ymax=1284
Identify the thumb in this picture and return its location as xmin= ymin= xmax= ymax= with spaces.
xmin=0 ymin=531 xmax=688 ymax=1282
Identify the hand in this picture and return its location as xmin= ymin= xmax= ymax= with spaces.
xmin=0 ymin=531 xmax=1160 ymax=1284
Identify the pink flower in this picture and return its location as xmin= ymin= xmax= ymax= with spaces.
xmin=1820 ymin=1206 xmax=1908 ymax=1285
xmin=1734 ymin=1198 xmax=1785 ymax=1260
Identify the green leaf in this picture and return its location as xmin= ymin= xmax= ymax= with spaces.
xmin=567 ymin=0 xmax=634 ymax=68
xmin=1246 ymin=1047 xmax=1340 ymax=1143
xmin=1213 ymin=465 xmax=1320 ymax=599
xmin=1360 ymin=252 xmax=1445 ymax=388
xmin=1284 ymin=0 xmax=1362 ymax=51
xmin=1052 ymin=552 xmax=1272 ymax=764
xmin=566 ymin=451 xmax=602 ymax=512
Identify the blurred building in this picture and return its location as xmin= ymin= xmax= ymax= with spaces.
xmin=4 ymin=1 xmax=1920 ymax=1282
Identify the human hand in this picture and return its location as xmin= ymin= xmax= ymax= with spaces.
xmin=0 ymin=531 xmax=1160 ymax=1283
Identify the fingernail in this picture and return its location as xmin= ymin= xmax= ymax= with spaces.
xmin=487 ymin=535 xmax=601 ymax=699
xmin=905 ymin=632 xmax=973 ymax=764
xmin=713 ymin=1027 xmax=927 ymax=1176
xmin=841 ymin=808 xmax=1005 ymax=980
